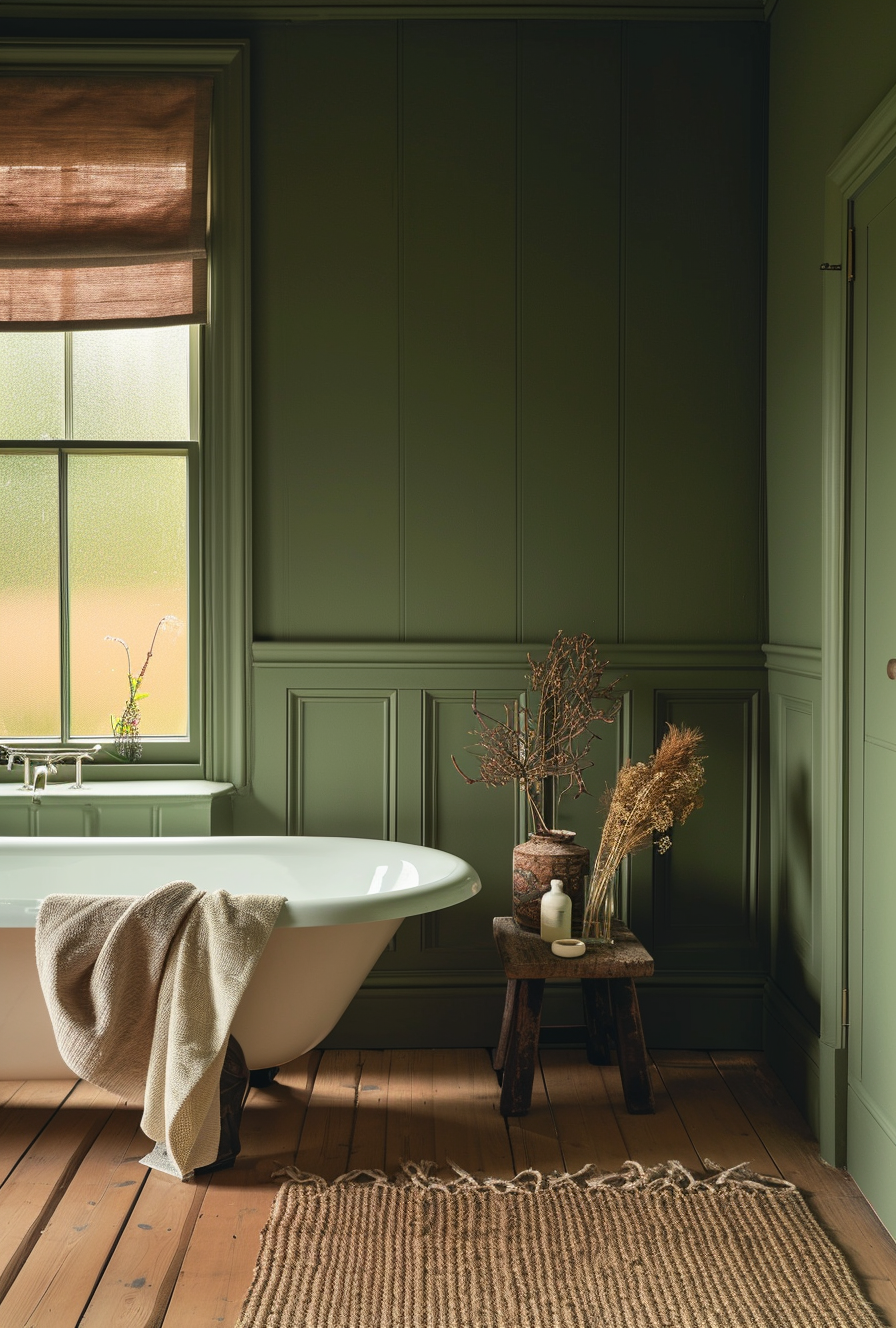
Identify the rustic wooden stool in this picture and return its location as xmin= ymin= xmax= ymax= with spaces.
xmin=492 ymin=915 xmax=655 ymax=1118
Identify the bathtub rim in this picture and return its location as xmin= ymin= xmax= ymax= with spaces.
xmin=0 ymin=834 xmax=481 ymax=928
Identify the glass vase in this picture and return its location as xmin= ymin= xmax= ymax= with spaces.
xmin=595 ymin=875 xmax=615 ymax=944
xmin=582 ymin=866 xmax=616 ymax=944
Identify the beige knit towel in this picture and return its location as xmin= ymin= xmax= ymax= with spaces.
xmin=36 ymin=882 xmax=285 ymax=1180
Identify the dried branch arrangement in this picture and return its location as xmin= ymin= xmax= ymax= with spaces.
xmin=451 ymin=631 xmax=621 ymax=835
xmin=105 ymin=616 xmax=179 ymax=762
xmin=582 ymin=723 xmax=706 ymax=940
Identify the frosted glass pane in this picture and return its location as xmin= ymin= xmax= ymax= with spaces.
xmin=0 ymin=454 xmax=61 ymax=738
xmin=0 ymin=334 xmax=65 ymax=441
xmin=71 ymin=327 xmax=191 ymax=442
xmin=68 ymin=455 xmax=188 ymax=739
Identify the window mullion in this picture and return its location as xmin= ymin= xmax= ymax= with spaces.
xmin=64 ymin=331 xmax=73 ymax=442
xmin=60 ymin=332 xmax=72 ymax=743
xmin=58 ymin=450 xmax=71 ymax=745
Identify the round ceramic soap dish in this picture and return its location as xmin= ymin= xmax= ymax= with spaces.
xmin=551 ymin=938 xmax=586 ymax=959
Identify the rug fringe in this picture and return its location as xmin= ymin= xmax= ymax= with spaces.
xmin=271 ymin=1158 xmax=797 ymax=1194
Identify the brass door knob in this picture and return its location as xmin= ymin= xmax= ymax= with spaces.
xmin=888 ymin=660 xmax=896 ymax=680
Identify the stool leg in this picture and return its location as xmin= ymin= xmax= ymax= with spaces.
xmin=494 ymin=979 xmax=518 ymax=1075
xmin=609 ymin=978 xmax=655 ymax=1114
xmin=499 ymin=979 xmax=545 ymax=1117
xmin=581 ymin=979 xmax=614 ymax=1065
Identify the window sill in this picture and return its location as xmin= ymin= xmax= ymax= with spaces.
xmin=0 ymin=780 xmax=234 ymax=837
xmin=0 ymin=780 xmax=232 ymax=800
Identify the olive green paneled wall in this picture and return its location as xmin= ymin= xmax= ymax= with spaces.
xmin=242 ymin=644 xmax=768 ymax=1046
xmin=252 ymin=20 xmax=766 ymax=646
xmin=0 ymin=13 xmax=770 ymax=1052
xmin=247 ymin=17 xmax=768 ymax=1047
xmin=766 ymin=0 xmax=896 ymax=651
xmin=765 ymin=0 xmax=896 ymax=1127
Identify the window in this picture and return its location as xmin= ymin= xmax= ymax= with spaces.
xmin=0 ymin=44 xmax=249 ymax=786
xmin=0 ymin=326 xmax=198 ymax=759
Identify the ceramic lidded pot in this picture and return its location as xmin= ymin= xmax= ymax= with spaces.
xmin=512 ymin=830 xmax=590 ymax=933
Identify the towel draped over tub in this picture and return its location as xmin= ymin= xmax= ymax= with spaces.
xmin=35 ymin=882 xmax=285 ymax=1179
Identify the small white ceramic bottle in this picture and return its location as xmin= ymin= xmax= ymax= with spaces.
xmin=540 ymin=878 xmax=572 ymax=943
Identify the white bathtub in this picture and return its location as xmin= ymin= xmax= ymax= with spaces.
xmin=0 ymin=835 xmax=481 ymax=1079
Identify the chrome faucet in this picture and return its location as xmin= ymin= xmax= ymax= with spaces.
xmin=2 ymin=744 xmax=101 ymax=796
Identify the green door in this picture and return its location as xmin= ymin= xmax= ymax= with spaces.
xmin=847 ymin=155 xmax=896 ymax=1233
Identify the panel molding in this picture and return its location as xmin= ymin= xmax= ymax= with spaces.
xmin=766 ymin=661 xmax=822 ymax=1059
xmin=0 ymin=2 xmax=769 ymax=18
xmin=254 ymin=640 xmax=768 ymax=669
xmin=763 ymin=641 xmax=822 ymax=679
xmin=772 ymin=691 xmax=815 ymax=970
xmin=652 ymin=689 xmax=762 ymax=957
xmin=286 ymin=689 xmax=397 ymax=838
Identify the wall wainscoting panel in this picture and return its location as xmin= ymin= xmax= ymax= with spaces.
xmin=421 ymin=688 xmax=526 ymax=955
xmin=764 ymin=642 xmax=822 ymax=1129
xmin=246 ymin=642 xmax=768 ymax=1047
xmin=287 ymin=690 xmax=397 ymax=838
xmin=651 ymin=690 xmax=763 ymax=970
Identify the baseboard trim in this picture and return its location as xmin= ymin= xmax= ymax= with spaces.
xmin=847 ymin=1085 xmax=896 ymax=1240
xmin=321 ymin=980 xmax=765 ymax=1050
xmin=763 ymin=978 xmax=820 ymax=1135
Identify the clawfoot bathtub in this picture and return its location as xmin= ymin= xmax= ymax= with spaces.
xmin=0 ymin=836 xmax=481 ymax=1078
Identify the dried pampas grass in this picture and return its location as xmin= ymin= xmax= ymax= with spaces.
xmin=583 ymin=724 xmax=706 ymax=940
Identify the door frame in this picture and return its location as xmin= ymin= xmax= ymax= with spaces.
xmin=820 ymin=82 xmax=896 ymax=1164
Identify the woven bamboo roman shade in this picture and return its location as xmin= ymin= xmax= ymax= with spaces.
xmin=0 ymin=76 xmax=212 ymax=329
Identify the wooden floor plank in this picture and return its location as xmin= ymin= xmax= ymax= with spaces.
xmin=713 ymin=1053 xmax=896 ymax=1292
xmin=384 ymin=1050 xmax=437 ymax=1174
xmin=0 ymin=1088 xmax=24 ymax=1112
xmin=860 ymin=1276 xmax=896 ymax=1324
xmin=0 ymin=1081 xmax=119 ymax=1302
xmin=540 ymin=1051 xmax=630 ymax=1174
xmin=347 ymin=1050 xmax=390 ymax=1173
xmin=291 ymin=1049 xmax=359 ymax=1182
xmin=653 ymin=1057 xmax=783 ymax=1175
xmin=430 ymin=1049 xmax=514 ymax=1179
xmin=78 ymin=1168 xmax=209 ymax=1328
xmin=4 ymin=1050 xmax=896 ymax=1328
xmin=160 ymin=1054 xmax=319 ymax=1328
xmin=651 ymin=1049 xmax=714 ymax=1067
xmin=711 ymin=1051 xmax=874 ymax=1197
xmin=0 ymin=1081 xmax=78 ymax=1188
xmin=507 ymin=1057 xmax=568 ymax=1176
xmin=0 ymin=1110 xmax=147 ymax=1328
xmin=598 ymin=1060 xmax=705 ymax=1173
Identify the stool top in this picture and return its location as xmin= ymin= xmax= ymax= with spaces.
xmin=493 ymin=916 xmax=654 ymax=980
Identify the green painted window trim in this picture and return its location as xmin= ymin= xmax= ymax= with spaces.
xmin=819 ymin=79 xmax=896 ymax=1164
xmin=0 ymin=40 xmax=251 ymax=788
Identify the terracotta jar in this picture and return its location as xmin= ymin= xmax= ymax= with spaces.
xmin=512 ymin=830 xmax=590 ymax=933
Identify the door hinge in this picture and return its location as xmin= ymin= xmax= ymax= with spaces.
xmin=847 ymin=227 xmax=856 ymax=282
xmin=842 ymin=987 xmax=850 ymax=1029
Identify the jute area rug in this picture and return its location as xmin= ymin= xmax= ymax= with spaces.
xmin=237 ymin=1160 xmax=881 ymax=1328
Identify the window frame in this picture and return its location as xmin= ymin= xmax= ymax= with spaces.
xmin=0 ymin=40 xmax=250 ymax=787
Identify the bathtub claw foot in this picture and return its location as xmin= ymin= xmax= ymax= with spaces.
xmin=195 ymin=1034 xmax=251 ymax=1175
xmin=249 ymin=1066 xmax=280 ymax=1088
